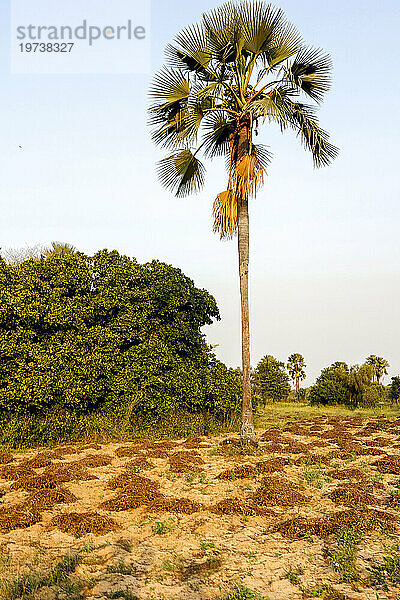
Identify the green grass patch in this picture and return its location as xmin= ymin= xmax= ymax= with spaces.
xmin=327 ymin=527 xmax=363 ymax=583
xmin=0 ymin=552 xmax=84 ymax=600
xmin=369 ymin=544 xmax=400 ymax=589
xmin=301 ymin=466 xmax=330 ymax=489
xmin=0 ymin=408 xmax=235 ymax=450
xmin=284 ymin=566 xmax=304 ymax=585
xmin=105 ymin=592 xmax=138 ymax=600
xmin=219 ymin=585 xmax=269 ymax=599
xmin=255 ymin=402 xmax=400 ymax=429
xmin=106 ymin=560 xmax=135 ymax=575
xmin=152 ymin=520 xmax=174 ymax=535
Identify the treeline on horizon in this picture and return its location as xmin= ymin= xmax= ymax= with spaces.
xmin=0 ymin=243 xmax=398 ymax=443
xmin=253 ymin=354 xmax=400 ymax=409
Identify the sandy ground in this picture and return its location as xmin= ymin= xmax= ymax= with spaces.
xmin=1 ymin=414 xmax=400 ymax=600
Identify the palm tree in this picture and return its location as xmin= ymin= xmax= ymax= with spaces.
xmin=149 ymin=0 xmax=338 ymax=443
xmin=287 ymin=353 xmax=306 ymax=402
xmin=366 ymin=355 xmax=389 ymax=384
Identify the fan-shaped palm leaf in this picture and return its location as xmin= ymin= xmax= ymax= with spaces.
xmin=165 ymin=23 xmax=213 ymax=78
xmin=203 ymin=2 xmax=244 ymax=64
xmin=249 ymin=85 xmax=297 ymax=123
xmin=285 ymin=46 xmax=332 ymax=102
xmin=287 ymin=101 xmax=338 ymax=167
xmin=149 ymin=67 xmax=191 ymax=106
xmin=238 ymin=0 xmax=301 ymax=66
xmin=156 ymin=149 xmax=205 ymax=197
xmin=202 ymin=112 xmax=235 ymax=158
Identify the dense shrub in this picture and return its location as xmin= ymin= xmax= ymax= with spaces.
xmin=0 ymin=250 xmax=241 ymax=421
xmin=359 ymin=383 xmax=387 ymax=408
xmin=252 ymin=355 xmax=290 ymax=405
xmin=289 ymin=387 xmax=308 ymax=403
xmin=309 ymin=363 xmax=349 ymax=406
xmin=390 ymin=377 xmax=400 ymax=404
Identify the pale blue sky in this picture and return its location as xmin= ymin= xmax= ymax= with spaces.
xmin=1 ymin=0 xmax=399 ymax=384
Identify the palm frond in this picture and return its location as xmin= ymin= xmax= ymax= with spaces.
xmin=196 ymin=81 xmax=225 ymax=100
xmin=165 ymin=23 xmax=213 ymax=77
xmin=233 ymin=149 xmax=265 ymax=198
xmin=287 ymin=101 xmax=339 ymax=167
xmin=172 ymin=81 xmax=226 ymax=144
xmin=285 ymin=46 xmax=332 ymax=102
xmin=185 ymin=106 xmax=206 ymax=141
xmin=252 ymin=143 xmax=273 ymax=171
xmin=236 ymin=5 xmax=302 ymax=73
xmin=249 ymin=85 xmax=297 ymax=123
xmin=149 ymin=67 xmax=190 ymax=105
xmin=203 ymin=1 xmax=243 ymax=64
xmin=150 ymin=105 xmax=191 ymax=149
xmin=239 ymin=0 xmax=296 ymax=60
xmin=251 ymin=89 xmax=338 ymax=166
xmin=202 ymin=112 xmax=235 ymax=158
xmin=213 ymin=143 xmax=268 ymax=238
xmin=179 ymin=93 xmax=213 ymax=143
xmin=266 ymin=18 xmax=302 ymax=68
xmin=149 ymin=68 xmax=193 ymax=148
xmin=157 ymin=149 xmax=206 ymax=197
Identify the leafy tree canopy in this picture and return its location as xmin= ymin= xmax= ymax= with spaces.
xmin=346 ymin=363 xmax=373 ymax=407
xmin=0 ymin=250 xmax=241 ymax=418
xmin=309 ymin=361 xmax=387 ymax=408
xmin=252 ymin=354 xmax=290 ymax=404
xmin=308 ymin=362 xmax=349 ymax=407
xmin=360 ymin=382 xmax=387 ymax=408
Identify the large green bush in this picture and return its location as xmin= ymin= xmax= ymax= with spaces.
xmin=360 ymin=382 xmax=387 ymax=408
xmin=309 ymin=363 xmax=349 ymax=406
xmin=0 ymin=250 xmax=241 ymax=420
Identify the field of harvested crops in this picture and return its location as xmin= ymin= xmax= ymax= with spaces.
xmin=1 ymin=413 xmax=400 ymax=600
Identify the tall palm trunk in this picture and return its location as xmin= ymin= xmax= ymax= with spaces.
xmin=238 ymin=195 xmax=256 ymax=443
xmin=230 ymin=116 xmax=257 ymax=444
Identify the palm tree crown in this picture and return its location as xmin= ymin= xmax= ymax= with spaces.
xmin=366 ymin=355 xmax=389 ymax=384
xmin=287 ymin=353 xmax=306 ymax=401
xmin=149 ymin=0 xmax=338 ymax=235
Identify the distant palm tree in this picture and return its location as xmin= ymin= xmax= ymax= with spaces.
xmin=149 ymin=1 xmax=337 ymax=442
xmin=287 ymin=353 xmax=306 ymax=402
xmin=366 ymin=355 xmax=389 ymax=384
